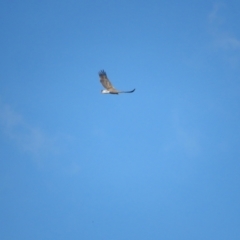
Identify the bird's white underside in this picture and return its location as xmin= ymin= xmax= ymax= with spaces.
xmin=101 ymin=89 xmax=110 ymax=94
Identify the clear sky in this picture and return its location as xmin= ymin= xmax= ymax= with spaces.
xmin=1 ymin=0 xmax=240 ymax=239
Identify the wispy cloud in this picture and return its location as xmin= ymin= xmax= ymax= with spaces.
xmin=208 ymin=3 xmax=240 ymax=52
xmin=217 ymin=35 xmax=240 ymax=50
xmin=172 ymin=110 xmax=201 ymax=157
xmin=208 ymin=3 xmax=224 ymax=25
xmin=163 ymin=109 xmax=201 ymax=158
xmin=0 ymin=101 xmax=59 ymax=156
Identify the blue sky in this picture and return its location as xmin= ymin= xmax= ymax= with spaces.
xmin=1 ymin=0 xmax=240 ymax=239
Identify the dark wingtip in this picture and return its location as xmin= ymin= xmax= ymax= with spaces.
xmin=129 ymin=88 xmax=135 ymax=93
xmin=98 ymin=70 xmax=107 ymax=76
xmin=122 ymin=88 xmax=135 ymax=93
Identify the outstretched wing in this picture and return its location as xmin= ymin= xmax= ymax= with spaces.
xmin=99 ymin=70 xmax=115 ymax=90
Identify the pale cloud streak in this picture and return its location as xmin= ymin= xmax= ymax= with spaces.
xmin=217 ymin=36 xmax=240 ymax=50
xmin=208 ymin=3 xmax=240 ymax=52
xmin=162 ymin=109 xmax=201 ymax=158
xmin=208 ymin=3 xmax=224 ymax=25
xmin=0 ymin=101 xmax=58 ymax=156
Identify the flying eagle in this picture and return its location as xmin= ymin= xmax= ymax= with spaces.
xmin=99 ymin=70 xmax=135 ymax=94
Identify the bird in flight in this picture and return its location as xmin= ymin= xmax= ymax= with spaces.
xmin=99 ymin=70 xmax=135 ymax=94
